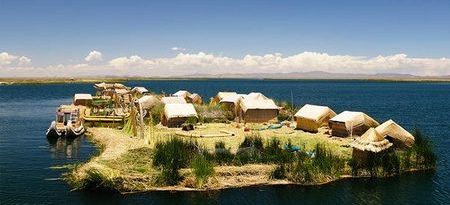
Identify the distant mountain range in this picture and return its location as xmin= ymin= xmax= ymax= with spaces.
xmin=176 ymin=71 xmax=450 ymax=80
xmin=2 ymin=71 xmax=449 ymax=85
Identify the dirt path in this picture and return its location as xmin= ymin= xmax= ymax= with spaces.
xmin=87 ymin=128 xmax=146 ymax=160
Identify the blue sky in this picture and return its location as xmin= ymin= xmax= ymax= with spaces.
xmin=0 ymin=0 xmax=449 ymax=77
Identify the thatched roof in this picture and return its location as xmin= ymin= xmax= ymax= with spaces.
xmin=131 ymin=87 xmax=148 ymax=94
xmin=220 ymin=94 xmax=243 ymax=104
xmin=245 ymin=92 xmax=269 ymax=100
xmin=351 ymin=128 xmax=393 ymax=152
xmin=294 ymin=104 xmax=336 ymax=122
xmin=330 ymin=111 xmax=379 ymax=129
xmin=216 ymin=92 xmax=238 ymax=100
xmin=58 ymin=104 xmax=80 ymax=113
xmin=115 ymin=88 xmax=130 ymax=95
xmin=74 ymin=93 xmax=93 ymax=101
xmin=376 ymin=119 xmax=415 ymax=147
xmin=164 ymin=103 xmax=198 ymax=119
xmin=137 ymin=95 xmax=161 ymax=110
xmin=173 ymin=90 xmax=191 ymax=98
xmin=239 ymin=98 xmax=278 ymax=112
xmin=161 ymin=96 xmax=187 ymax=104
xmin=188 ymin=93 xmax=202 ymax=103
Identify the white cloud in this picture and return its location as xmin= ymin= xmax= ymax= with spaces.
xmin=18 ymin=56 xmax=31 ymax=66
xmin=0 ymin=52 xmax=32 ymax=67
xmin=0 ymin=52 xmax=19 ymax=65
xmin=171 ymin=47 xmax=186 ymax=52
xmin=84 ymin=50 xmax=103 ymax=62
xmin=73 ymin=63 xmax=88 ymax=68
xmin=109 ymin=55 xmax=154 ymax=68
xmin=1 ymin=51 xmax=449 ymax=77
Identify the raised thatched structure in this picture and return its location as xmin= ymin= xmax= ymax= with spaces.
xmin=376 ymin=119 xmax=415 ymax=148
xmin=131 ymin=87 xmax=149 ymax=95
xmin=245 ymin=92 xmax=269 ymax=100
xmin=188 ymin=93 xmax=203 ymax=105
xmin=73 ymin=93 xmax=93 ymax=106
xmin=93 ymin=83 xmax=131 ymax=106
xmin=218 ymin=94 xmax=245 ymax=118
xmin=161 ymin=103 xmax=198 ymax=127
xmin=351 ymin=128 xmax=393 ymax=152
xmin=239 ymin=98 xmax=279 ymax=123
xmin=329 ymin=111 xmax=379 ymax=137
xmin=173 ymin=90 xmax=191 ymax=99
xmin=211 ymin=92 xmax=238 ymax=105
xmin=294 ymin=104 xmax=336 ymax=133
xmin=137 ymin=95 xmax=161 ymax=110
xmin=350 ymin=128 xmax=393 ymax=162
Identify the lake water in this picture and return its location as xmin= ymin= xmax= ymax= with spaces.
xmin=0 ymin=80 xmax=449 ymax=205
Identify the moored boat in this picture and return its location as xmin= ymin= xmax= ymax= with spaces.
xmin=46 ymin=105 xmax=86 ymax=138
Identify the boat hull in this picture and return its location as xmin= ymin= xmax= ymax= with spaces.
xmin=46 ymin=121 xmax=64 ymax=139
xmin=46 ymin=121 xmax=85 ymax=139
xmin=66 ymin=120 xmax=86 ymax=137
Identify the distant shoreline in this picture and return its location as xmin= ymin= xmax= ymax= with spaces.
xmin=1 ymin=76 xmax=450 ymax=85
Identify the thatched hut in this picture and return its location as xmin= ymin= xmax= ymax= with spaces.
xmin=188 ymin=93 xmax=203 ymax=105
xmin=161 ymin=96 xmax=187 ymax=104
xmin=294 ymin=104 xmax=336 ymax=133
xmin=173 ymin=90 xmax=191 ymax=99
xmin=239 ymin=98 xmax=279 ymax=123
xmin=162 ymin=103 xmax=198 ymax=127
xmin=211 ymin=92 xmax=238 ymax=105
xmin=246 ymin=92 xmax=269 ymax=100
xmin=131 ymin=87 xmax=149 ymax=97
xmin=329 ymin=111 xmax=379 ymax=137
xmin=73 ymin=94 xmax=93 ymax=106
xmin=137 ymin=95 xmax=161 ymax=110
xmin=376 ymin=119 xmax=415 ymax=148
xmin=350 ymin=128 xmax=393 ymax=161
xmin=218 ymin=94 xmax=244 ymax=117
xmin=93 ymin=83 xmax=131 ymax=106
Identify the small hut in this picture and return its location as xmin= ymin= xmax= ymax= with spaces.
xmin=137 ymin=95 xmax=161 ymax=110
xmin=162 ymin=103 xmax=198 ymax=127
xmin=246 ymin=92 xmax=269 ymax=100
xmin=294 ymin=104 xmax=337 ymax=133
xmin=73 ymin=94 xmax=93 ymax=106
xmin=161 ymin=96 xmax=187 ymax=104
xmin=211 ymin=92 xmax=238 ymax=105
xmin=219 ymin=94 xmax=244 ymax=117
xmin=93 ymin=83 xmax=131 ymax=106
xmin=188 ymin=93 xmax=203 ymax=105
xmin=376 ymin=119 xmax=415 ymax=148
xmin=239 ymin=98 xmax=279 ymax=123
xmin=173 ymin=90 xmax=191 ymax=99
xmin=350 ymin=128 xmax=393 ymax=162
xmin=329 ymin=111 xmax=379 ymax=137
xmin=131 ymin=87 xmax=149 ymax=97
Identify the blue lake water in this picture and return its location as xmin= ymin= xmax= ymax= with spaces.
xmin=0 ymin=80 xmax=449 ymax=204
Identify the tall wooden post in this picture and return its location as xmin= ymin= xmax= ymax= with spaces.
xmin=138 ymin=101 xmax=145 ymax=142
xmin=130 ymin=102 xmax=137 ymax=138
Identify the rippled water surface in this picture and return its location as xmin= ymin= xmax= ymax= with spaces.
xmin=0 ymin=80 xmax=449 ymax=204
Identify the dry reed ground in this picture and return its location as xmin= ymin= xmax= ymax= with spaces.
xmin=71 ymin=123 xmax=354 ymax=192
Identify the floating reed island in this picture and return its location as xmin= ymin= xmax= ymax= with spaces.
xmin=54 ymin=82 xmax=436 ymax=193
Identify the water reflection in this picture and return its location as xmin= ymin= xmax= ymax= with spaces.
xmin=47 ymin=136 xmax=84 ymax=159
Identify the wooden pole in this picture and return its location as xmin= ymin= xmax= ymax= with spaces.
xmin=131 ymin=103 xmax=137 ymax=138
xmin=138 ymin=101 xmax=145 ymax=141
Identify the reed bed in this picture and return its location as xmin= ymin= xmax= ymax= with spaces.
xmin=66 ymin=125 xmax=436 ymax=193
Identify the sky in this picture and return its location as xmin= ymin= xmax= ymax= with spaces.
xmin=1 ymin=0 xmax=449 ymax=77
